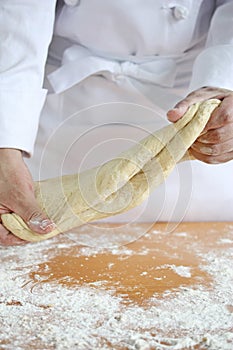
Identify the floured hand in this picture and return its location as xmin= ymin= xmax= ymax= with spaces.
xmin=0 ymin=148 xmax=55 ymax=246
xmin=167 ymin=87 xmax=233 ymax=163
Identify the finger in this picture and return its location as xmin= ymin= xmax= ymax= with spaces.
xmin=9 ymin=194 xmax=56 ymax=235
xmin=198 ymin=123 xmax=233 ymax=144
xmin=167 ymin=86 xmax=231 ymax=122
xmin=0 ymin=206 xmax=11 ymax=214
xmin=0 ymin=224 xmax=27 ymax=246
xmin=167 ymin=93 xmax=209 ymax=122
xmin=190 ymin=148 xmax=233 ymax=164
xmin=203 ymin=95 xmax=233 ymax=131
xmin=191 ymin=139 xmax=233 ymax=156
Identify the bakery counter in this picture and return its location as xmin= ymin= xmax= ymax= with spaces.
xmin=0 ymin=222 xmax=233 ymax=349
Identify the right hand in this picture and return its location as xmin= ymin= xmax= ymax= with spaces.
xmin=0 ymin=148 xmax=55 ymax=246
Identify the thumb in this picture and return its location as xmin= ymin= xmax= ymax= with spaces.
xmin=167 ymin=94 xmax=203 ymax=122
xmin=167 ymin=105 xmax=187 ymax=122
xmin=14 ymin=197 xmax=56 ymax=235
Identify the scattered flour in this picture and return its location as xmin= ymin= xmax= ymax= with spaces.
xmin=218 ymin=238 xmax=233 ymax=244
xmin=174 ymin=232 xmax=188 ymax=237
xmin=0 ymin=225 xmax=232 ymax=350
xmin=169 ymin=265 xmax=192 ymax=278
xmin=154 ymin=264 xmax=192 ymax=278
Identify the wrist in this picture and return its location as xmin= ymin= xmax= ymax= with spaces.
xmin=0 ymin=148 xmax=23 ymax=160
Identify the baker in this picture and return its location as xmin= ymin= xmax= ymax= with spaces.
xmin=0 ymin=0 xmax=233 ymax=245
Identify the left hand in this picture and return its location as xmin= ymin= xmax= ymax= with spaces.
xmin=167 ymin=86 xmax=233 ymax=164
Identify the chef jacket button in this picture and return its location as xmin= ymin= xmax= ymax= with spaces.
xmin=64 ymin=0 xmax=80 ymax=7
xmin=173 ymin=6 xmax=189 ymax=20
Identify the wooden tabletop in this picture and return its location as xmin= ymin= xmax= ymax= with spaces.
xmin=0 ymin=222 xmax=233 ymax=349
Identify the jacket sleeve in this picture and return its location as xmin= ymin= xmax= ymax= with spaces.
xmin=0 ymin=0 xmax=56 ymax=156
xmin=189 ymin=1 xmax=233 ymax=92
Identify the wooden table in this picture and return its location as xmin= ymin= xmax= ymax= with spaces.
xmin=0 ymin=222 xmax=233 ymax=349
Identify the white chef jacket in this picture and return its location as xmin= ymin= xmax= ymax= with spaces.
xmin=0 ymin=0 xmax=233 ymax=222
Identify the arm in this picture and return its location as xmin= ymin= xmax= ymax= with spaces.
xmin=0 ymin=0 xmax=57 ymax=245
xmin=167 ymin=1 xmax=233 ymax=163
xmin=0 ymin=0 xmax=56 ymax=155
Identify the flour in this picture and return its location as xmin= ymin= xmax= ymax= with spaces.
xmin=157 ymin=264 xmax=192 ymax=278
xmin=218 ymin=238 xmax=233 ymax=244
xmin=0 ymin=225 xmax=232 ymax=350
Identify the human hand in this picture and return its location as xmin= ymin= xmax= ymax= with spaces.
xmin=0 ymin=149 xmax=55 ymax=246
xmin=167 ymin=87 xmax=233 ymax=163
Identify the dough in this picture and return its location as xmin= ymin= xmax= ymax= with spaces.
xmin=1 ymin=99 xmax=220 ymax=242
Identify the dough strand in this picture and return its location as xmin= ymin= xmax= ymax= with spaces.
xmin=1 ymin=99 xmax=221 ymax=242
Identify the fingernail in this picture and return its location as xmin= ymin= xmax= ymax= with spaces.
xmin=198 ymin=138 xmax=208 ymax=144
xmin=39 ymin=219 xmax=56 ymax=231
xmin=200 ymin=146 xmax=212 ymax=155
xmin=168 ymin=108 xmax=179 ymax=113
xmin=28 ymin=218 xmax=56 ymax=231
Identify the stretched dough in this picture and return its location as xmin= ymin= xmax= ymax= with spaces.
xmin=1 ymin=99 xmax=220 ymax=242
